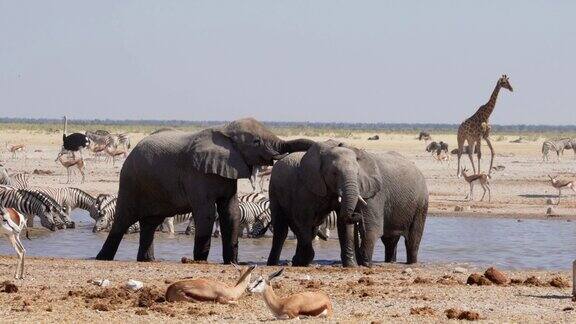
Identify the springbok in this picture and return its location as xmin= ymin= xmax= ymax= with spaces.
xmin=6 ymin=143 xmax=26 ymax=159
xmin=461 ymin=167 xmax=491 ymax=202
xmin=248 ymin=268 xmax=333 ymax=320
xmin=0 ymin=207 xmax=27 ymax=279
xmin=56 ymin=150 xmax=85 ymax=183
xmin=165 ymin=264 xmax=256 ymax=303
xmin=548 ymin=175 xmax=576 ymax=205
xmin=104 ymin=145 xmax=127 ymax=166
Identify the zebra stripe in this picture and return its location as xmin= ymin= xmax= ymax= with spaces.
xmin=238 ymin=192 xmax=267 ymax=203
xmin=32 ymin=187 xmax=95 ymax=217
xmin=0 ymin=186 xmax=66 ymax=230
xmin=542 ymin=138 xmax=572 ymax=161
xmin=317 ymin=211 xmax=337 ymax=240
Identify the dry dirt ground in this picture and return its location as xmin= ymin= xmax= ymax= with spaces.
xmin=1 ymin=129 xmax=576 ymax=322
xmin=0 ymin=257 xmax=574 ymax=323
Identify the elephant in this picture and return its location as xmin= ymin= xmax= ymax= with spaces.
xmin=266 ymin=140 xmax=428 ymax=267
xmin=95 ymin=118 xmax=314 ymax=263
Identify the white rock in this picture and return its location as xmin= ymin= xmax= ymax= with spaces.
xmin=91 ymin=279 xmax=111 ymax=287
xmin=126 ymin=279 xmax=143 ymax=291
xmin=301 ymin=275 xmax=312 ymax=281
xmin=454 ymin=267 xmax=467 ymax=274
xmin=402 ymin=268 xmax=413 ymax=275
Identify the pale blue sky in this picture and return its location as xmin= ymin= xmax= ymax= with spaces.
xmin=1 ymin=1 xmax=575 ymax=124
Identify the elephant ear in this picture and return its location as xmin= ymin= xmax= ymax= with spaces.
xmin=299 ymin=143 xmax=328 ymax=196
xmin=189 ymin=129 xmax=251 ymax=179
xmin=348 ymin=146 xmax=382 ymax=198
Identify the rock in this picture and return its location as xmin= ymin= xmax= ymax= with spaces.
xmin=90 ymin=279 xmax=110 ymax=287
xmin=445 ymin=308 xmax=480 ymax=321
xmin=0 ymin=281 xmax=18 ymax=293
xmin=358 ymin=277 xmax=375 ymax=285
xmin=402 ymin=268 xmax=413 ymax=275
xmin=546 ymin=199 xmax=554 ymax=205
xmin=523 ymin=276 xmax=545 ymax=286
xmin=126 ymin=279 xmax=144 ymax=291
xmin=549 ymin=276 xmax=570 ymax=288
xmin=467 ymin=273 xmax=482 ymax=285
xmin=410 ymin=306 xmax=435 ymax=316
xmin=484 ymin=267 xmax=509 ymax=285
xmin=413 ymin=277 xmax=432 ymax=284
xmin=454 ymin=267 xmax=467 ymax=274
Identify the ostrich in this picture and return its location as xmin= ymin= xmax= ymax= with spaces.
xmin=60 ymin=116 xmax=90 ymax=158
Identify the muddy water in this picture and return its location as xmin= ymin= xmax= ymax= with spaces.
xmin=1 ymin=211 xmax=575 ymax=270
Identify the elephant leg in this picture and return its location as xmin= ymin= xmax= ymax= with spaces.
xmin=217 ymin=195 xmax=240 ymax=264
xmin=96 ymin=207 xmax=137 ymax=260
xmin=267 ymin=209 xmax=289 ymax=266
xmin=382 ymin=235 xmax=401 ymax=263
xmin=292 ymin=227 xmax=315 ymax=267
xmin=357 ymin=227 xmax=379 ymax=267
xmin=137 ymin=216 xmax=165 ymax=262
xmin=192 ymin=203 xmax=217 ymax=261
xmin=405 ymin=209 xmax=426 ymax=264
xmin=337 ymin=218 xmax=356 ymax=267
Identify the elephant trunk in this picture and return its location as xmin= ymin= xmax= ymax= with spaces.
xmin=275 ymin=139 xmax=315 ymax=157
xmin=338 ymin=177 xmax=361 ymax=224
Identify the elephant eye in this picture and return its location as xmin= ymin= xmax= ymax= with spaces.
xmin=253 ymin=139 xmax=262 ymax=146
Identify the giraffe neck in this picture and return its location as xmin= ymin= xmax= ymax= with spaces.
xmin=474 ymin=82 xmax=501 ymax=121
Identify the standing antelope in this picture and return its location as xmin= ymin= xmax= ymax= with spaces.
xmin=461 ymin=167 xmax=491 ymax=202
xmin=548 ymin=175 xmax=576 ymax=205
xmin=56 ymin=151 xmax=85 ymax=183
xmin=165 ymin=264 xmax=256 ymax=303
xmin=248 ymin=268 xmax=333 ymax=320
xmin=0 ymin=207 xmax=27 ymax=279
xmin=5 ymin=143 xmax=26 ymax=159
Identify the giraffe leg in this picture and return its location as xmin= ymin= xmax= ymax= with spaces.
xmin=476 ymin=141 xmax=482 ymax=174
xmin=456 ymin=135 xmax=465 ymax=177
xmin=485 ymin=137 xmax=495 ymax=177
xmin=467 ymin=141 xmax=477 ymax=174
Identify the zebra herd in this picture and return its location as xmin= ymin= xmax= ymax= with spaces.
xmin=1 ymin=165 xmax=338 ymax=241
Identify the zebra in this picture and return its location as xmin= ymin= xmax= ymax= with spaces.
xmin=250 ymin=204 xmax=272 ymax=238
xmin=32 ymin=187 xmax=96 ymax=219
xmin=316 ymin=211 xmax=338 ymax=241
xmin=0 ymin=167 xmax=29 ymax=189
xmin=186 ymin=198 xmax=271 ymax=237
xmin=0 ymin=186 xmax=66 ymax=231
xmin=92 ymin=195 xmax=184 ymax=234
xmin=238 ymin=192 xmax=268 ymax=203
xmin=542 ymin=138 xmax=572 ymax=162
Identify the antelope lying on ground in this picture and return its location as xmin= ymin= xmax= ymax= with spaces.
xmin=56 ymin=151 xmax=85 ymax=183
xmin=165 ymin=264 xmax=255 ymax=303
xmin=548 ymin=175 xmax=576 ymax=205
xmin=248 ymin=268 xmax=333 ymax=320
xmin=0 ymin=207 xmax=27 ymax=279
xmin=461 ymin=167 xmax=491 ymax=202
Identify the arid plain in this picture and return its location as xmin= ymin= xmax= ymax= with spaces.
xmin=0 ymin=128 xmax=575 ymax=322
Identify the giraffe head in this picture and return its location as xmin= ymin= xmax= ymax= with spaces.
xmin=498 ymin=75 xmax=513 ymax=92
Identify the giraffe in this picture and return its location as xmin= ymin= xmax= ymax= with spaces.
xmin=456 ymin=75 xmax=513 ymax=177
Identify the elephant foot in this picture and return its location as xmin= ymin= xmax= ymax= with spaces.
xmin=96 ymin=250 xmax=115 ymax=261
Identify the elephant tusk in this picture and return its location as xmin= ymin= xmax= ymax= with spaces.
xmin=337 ymin=196 xmax=342 ymax=203
xmin=358 ymin=195 xmax=368 ymax=206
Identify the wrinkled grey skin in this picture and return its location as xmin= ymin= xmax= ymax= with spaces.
xmin=267 ymin=140 xmax=428 ymax=267
xmin=96 ymin=118 xmax=314 ymax=263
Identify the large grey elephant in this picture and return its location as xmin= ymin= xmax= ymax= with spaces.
xmin=95 ymin=118 xmax=314 ymax=263
xmin=267 ymin=140 xmax=428 ymax=267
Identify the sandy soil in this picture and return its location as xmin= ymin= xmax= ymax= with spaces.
xmin=0 ymin=257 xmax=574 ymax=323
xmin=1 ymin=129 xmax=575 ymax=322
